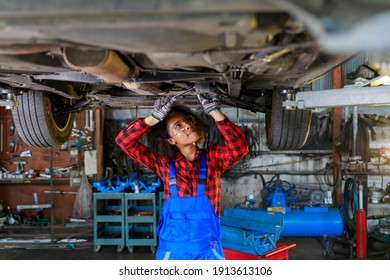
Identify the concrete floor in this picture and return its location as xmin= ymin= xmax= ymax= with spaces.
xmin=0 ymin=225 xmax=389 ymax=260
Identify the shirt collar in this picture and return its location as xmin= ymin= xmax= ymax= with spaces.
xmin=174 ymin=147 xmax=201 ymax=161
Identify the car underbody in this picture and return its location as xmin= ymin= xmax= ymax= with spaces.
xmin=0 ymin=0 xmax=389 ymax=148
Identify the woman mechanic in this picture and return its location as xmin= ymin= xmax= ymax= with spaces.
xmin=115 ymin=90 xmax=248 ymax=260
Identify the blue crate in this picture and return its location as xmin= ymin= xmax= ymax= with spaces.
xmin=220 ymin=208 xmax=284 ymax=256
xmin=93 ymin=176 xmax=129 ymax=193
xmin=127 ymin=172 xmax=161 ymax=193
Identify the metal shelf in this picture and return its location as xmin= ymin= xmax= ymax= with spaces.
xmin=0 ymin=178 xmax=70 ymax=184
xmin=124 ymin=193 xmax=157 ymax=254
xmin=368 ymin=203 xmax=390 ymax=209
xmin=93 ymin=192 xmax=157 ymax=254
xmin=93 ymin=193 xmax=125 ymax=253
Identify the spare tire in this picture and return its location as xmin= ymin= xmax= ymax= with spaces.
xmin=266 ymin=89 xmax=311 ymax=150
xmin=12 ymin=91 xmax=75 ymax=147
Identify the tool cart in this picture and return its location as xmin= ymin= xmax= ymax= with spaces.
xmin=124 ymin=193 xmax=157 ymax=254
xmin=93 ymin=193 xmax=125 ymax=253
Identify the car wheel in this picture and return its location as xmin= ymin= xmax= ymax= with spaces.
xmin=12 ymin=91 xmax=75 ymax=147
xmin=266 ymin=89 xmax=312 ymax=150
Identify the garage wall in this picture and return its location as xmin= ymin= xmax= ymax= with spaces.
xmin=220 ymin=110 xmax=334 ymax=211
xmin=0 ymin=109 xmax=92 ymax=223
xmin=104 ymin=104 xmax=390 ymax=227
xmin=104 ymin=107 xmax=335 ymax=212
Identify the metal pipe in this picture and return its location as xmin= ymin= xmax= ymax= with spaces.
xmin=283 ymin=84 xmax=390 ymax=109
xmin=63 ymin=48 xmax=133 ymax=83
xmin=0 ymin=44 xmax=59 ymax=55
xmin=0 ymin=120 xmax=3 ymax=153
xmin=353 ymin=106 xmax=358 ymax=157
xmin=50 ymin=146 xmax=54 ymax=242
xmin=227 ymin=170 xmax=390 ymax=176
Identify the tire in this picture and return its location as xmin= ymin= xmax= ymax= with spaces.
xmin=266 ymin=89 xmax=312 ymax=150
xmin=11 ymin=91 xmax=75 ymax=147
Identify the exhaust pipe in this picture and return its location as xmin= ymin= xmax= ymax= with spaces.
xmin=0 ymin=44 xmax=59 ymax=55
xmin=63 ymin=48 xmax=133 ymax=83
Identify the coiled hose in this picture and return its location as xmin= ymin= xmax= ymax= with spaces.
xmin=342 ymin=178 xmax=359 ymax=239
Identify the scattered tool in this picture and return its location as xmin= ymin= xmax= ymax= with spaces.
xmin=20 ymin=150 xmax=31 ymax=157
xmin=0 ymin=165 xmax=9 ymax=173
xmin=14 ymin=135 xmax=22 ymax=153
xmin=7 ymin=206 xmax=15 ymax=225
xmin=71 ymin=128 xmax=91 ymax=142
xmin=16 ymin=203 xmax=51 ymax=226
xmin=9 ymin=149 xmax=32 ymax=159
xmin=44 ymin=190 xmax=78 ymax=195
xmin=13 ymin=160 xmax=27 ymax=174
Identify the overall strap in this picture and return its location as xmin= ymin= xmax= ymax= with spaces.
xmin=197 ymin=149 xmax=207 ymax=196
xmin=169 ymin=160 xmax=178 ymax=197
xmin=169 ymin=149 xmax=207 ymax=197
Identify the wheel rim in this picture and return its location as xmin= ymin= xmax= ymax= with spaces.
xmin=45 ymin=94 xmax=75 ymax=141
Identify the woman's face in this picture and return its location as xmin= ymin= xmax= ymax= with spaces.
xmin=165 ymin=111 xmax=201 ymax=145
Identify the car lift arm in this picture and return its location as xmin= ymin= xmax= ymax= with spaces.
xmin=283 ymin=75 xmax=390 ymax=109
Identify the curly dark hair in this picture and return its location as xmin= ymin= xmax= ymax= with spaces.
xmin=146 ymin=104 xmax=209 ymax=160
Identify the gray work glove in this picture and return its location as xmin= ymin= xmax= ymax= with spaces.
xmin=151 ymin=96 xmax=177 ymax=121
xmin=197 ymin=92 xmax=220 ymax=114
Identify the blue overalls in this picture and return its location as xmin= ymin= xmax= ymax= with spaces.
xmin=156 ymin=150 xmax=225 ymax=260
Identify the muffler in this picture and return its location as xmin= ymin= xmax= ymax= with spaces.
xmin=63 ymin=48 xmax=133 ymax=83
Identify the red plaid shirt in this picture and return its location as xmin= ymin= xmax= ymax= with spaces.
xmin=115 ymin=115 xmax=248 ymax=215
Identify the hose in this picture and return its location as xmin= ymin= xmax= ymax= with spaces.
xmin=324 ymin=161 xmax=341 ymax=187
xmin=342 ymin=178 xmax=359 ymax=239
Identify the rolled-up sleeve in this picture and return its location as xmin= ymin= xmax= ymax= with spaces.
xmin=115 ymin=118 xmax=160 ymax=174
xmin=211 ymin=116 xmax=249 ymax=172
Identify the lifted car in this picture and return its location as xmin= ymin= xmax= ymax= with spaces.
xmin=0 ymin=1 xmax=388 ymax=149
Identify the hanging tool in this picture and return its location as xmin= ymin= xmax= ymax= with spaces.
xmin=71 ymin=128 xmax=91 ymax=142
xmin=14 ymin=135 xmax=22 ymax=153
xmin=0 ymin=119 xmax=3 ymax=153
xmin=9 ymin=120 xmax=15 ymax=136
xmin=0 ymin=164 xmax=9 ymax=173
xmin=20 ymin=150 xmax=32 ymax=157
xmin=85 ymin=110 xmax=94 ymax=131
xmin=9 ymin=137 xmax=15 ymax=153
xmin=9 ymin=149 xmax=32 ymax=159
xmin=7 ymin=206 xmax=15 ymax=225
xmin=85 ymin=110 xmax=89 ymax=131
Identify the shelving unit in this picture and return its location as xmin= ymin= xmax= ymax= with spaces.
xmin=0 ymin=178 xmax=70 ymax=184
xmin=158 ymin=191 xmax=164 ymax=220
xmin=93 ymin=193 xmax=125 ymax=253
xmin=124 ymin=193 xmax=157 ymax=254
xmin=93 ymin=192 xmax=158 ymax=254
xmin=368 ymin=203 xmax=390 ymax=209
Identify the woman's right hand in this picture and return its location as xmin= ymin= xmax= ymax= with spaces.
xmin=151 ymin=95 xmax=177 ymax=121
